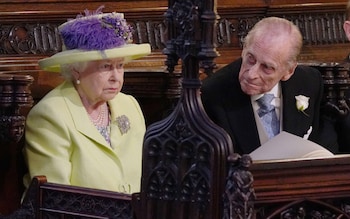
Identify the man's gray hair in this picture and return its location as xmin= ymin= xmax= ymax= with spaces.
xmin=243 ymin=16 xmax=303 ymax=70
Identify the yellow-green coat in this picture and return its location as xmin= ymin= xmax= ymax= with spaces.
xmin=23 ymin=81 xmax=145 ymax=194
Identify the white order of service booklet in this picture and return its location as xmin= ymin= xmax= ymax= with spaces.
xmin=249 ymin=131 xmax=334 ymax=161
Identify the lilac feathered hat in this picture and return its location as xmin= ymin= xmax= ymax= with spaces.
xmin=39 ymin=6 xmax=151 ymax=72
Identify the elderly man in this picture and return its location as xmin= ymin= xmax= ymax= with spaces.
xmin=201 ymin=17 xmax=324 ymax=155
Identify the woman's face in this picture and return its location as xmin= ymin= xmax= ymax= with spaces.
xmin=75 ymin=58 xmax=124 ymax=105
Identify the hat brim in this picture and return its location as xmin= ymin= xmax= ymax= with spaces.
xmin=38 ymin=43 xmax=151 ymax=72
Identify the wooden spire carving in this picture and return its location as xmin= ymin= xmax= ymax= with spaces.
xmin=138 ymin=0 xmax=234 ymax=218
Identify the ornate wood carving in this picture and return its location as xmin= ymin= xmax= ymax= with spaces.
xmin=0 ymin=23 xmax=61 ymax=55
xmin=137 ymin=0 xmax=240 ymax=218
xmin=215 ymin=11 xmax=348 ymax=49
xmin=0 ymin=19 xmax=164 ymax=56
xmin=255 ymin=198 xmax=350 ymax=218
xmin=0 ymin=73 xmax=33 ymax=216
xmin=2 ymin=4 xmax=348 ymax=66
xmin=1 ymin=176 xmax=133 ymax=219
xmin=0 ymin=74 xmax=33 ymax=143
xmin=311 ymin=63 xmax=350 ymax=119
xmin=223 ymin=154 xmax=255 ymax=219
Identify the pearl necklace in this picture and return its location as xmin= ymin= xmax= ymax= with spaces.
xmin=88 ymin=104 xmax=108 ymax=127
xmin=88 ymin=104 xmax=112 ymax=146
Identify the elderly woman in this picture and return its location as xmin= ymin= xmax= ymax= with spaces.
xmin=23 ymin=7 xmax=150 ymax=194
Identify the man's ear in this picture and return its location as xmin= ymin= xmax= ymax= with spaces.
xmin=344 ymin=21 xmax=350 ymax=41
xmin=281 ymin=63 xmax=297 ymax=81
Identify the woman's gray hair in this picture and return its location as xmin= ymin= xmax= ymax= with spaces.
xmin=243 ymin=17 xmax=303 ymax=71
xmin=60 ymin=62 xmax=88 ymax=82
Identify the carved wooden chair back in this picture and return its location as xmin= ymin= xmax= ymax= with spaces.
xmin=3 ymin=176 xmax=133 ymax=219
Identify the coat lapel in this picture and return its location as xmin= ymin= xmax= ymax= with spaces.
xmin=223 ymin=83 xmax=261 ymax=154
xmin=61 ymin=81 xmax=111 ymax=148
xmin=282 ymin=77 xmax=313 ymax=137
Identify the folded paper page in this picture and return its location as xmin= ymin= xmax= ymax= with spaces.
xmin=250 ymin=131 xmax=334 ymax=161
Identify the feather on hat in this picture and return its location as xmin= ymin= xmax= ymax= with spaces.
xmin=39 ymin=6 xmax=151 ymax=72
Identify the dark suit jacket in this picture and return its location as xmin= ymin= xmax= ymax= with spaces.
xmin=201 ymin=58 xmax=324 ymax=154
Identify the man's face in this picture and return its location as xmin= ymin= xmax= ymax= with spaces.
xmin=238 ymin=35 xmax=294 ymax=95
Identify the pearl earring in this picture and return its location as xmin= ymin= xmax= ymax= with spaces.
xmin=76 ymin=79 xmax=80 ymax=85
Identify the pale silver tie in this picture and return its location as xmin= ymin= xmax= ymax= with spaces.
xmin=257 ymin=94 xmax=280 ymax=139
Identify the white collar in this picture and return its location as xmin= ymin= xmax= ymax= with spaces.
xmin=251 ymin=83 xmax=280 ymax=101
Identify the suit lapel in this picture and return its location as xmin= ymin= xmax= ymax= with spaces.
xmin=227 ymin=100 xmax=260 ymax=154
xmin=223 ymin=79 xmax=261 ymax=154
xmin=282 ymin=77 xmax=312 ymax=137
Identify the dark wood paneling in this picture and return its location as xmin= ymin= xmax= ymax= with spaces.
xmin=251 ymin=156 xmax=350 ymax=218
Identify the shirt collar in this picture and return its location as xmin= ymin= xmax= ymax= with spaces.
xmin=251 ymin=83 xmax=280 ymax=101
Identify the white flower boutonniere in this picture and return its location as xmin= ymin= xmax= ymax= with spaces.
xmin=295 ymin=95 xmax=310 ymax=116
